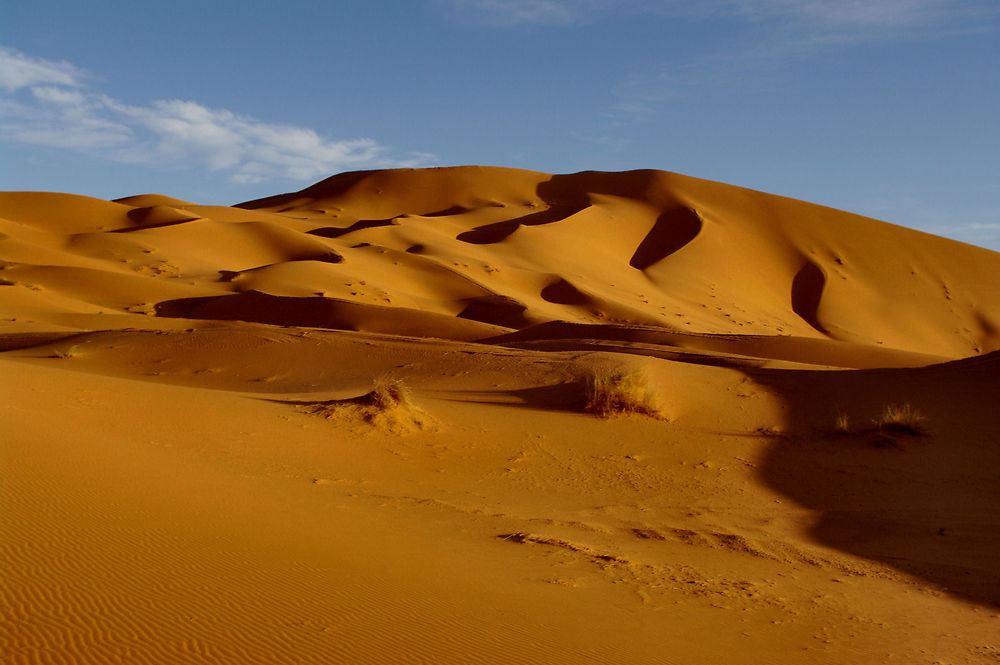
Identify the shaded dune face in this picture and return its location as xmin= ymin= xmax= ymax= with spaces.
xmin=456 ymin=204 xmax=590 ymax=244
xmin=790 ymin=261 xmax=828 ymax=335
xmin=628 ymin=207 xmax=703 ymax=270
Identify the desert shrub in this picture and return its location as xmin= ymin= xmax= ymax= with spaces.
xmin=873 ymin=403 xmax=928 ymax=435
xmin=584 ymin=368 xmax=662 ymax=418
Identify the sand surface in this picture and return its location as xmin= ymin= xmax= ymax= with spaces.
xmin=2 ymin=166 xmax=999 ymax=663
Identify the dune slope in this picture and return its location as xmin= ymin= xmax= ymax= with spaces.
xmin=2 ymin=167 xmax=999 ymax=664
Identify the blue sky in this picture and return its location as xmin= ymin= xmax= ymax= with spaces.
xmin=2 ymin=0 xmax=999 ymax=250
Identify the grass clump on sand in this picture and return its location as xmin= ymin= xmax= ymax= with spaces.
xmin=873 ymin=403 xmax=928 ymax=436
xmin=306 ymin=376 xmax=432 ymax=434
xmin=833 ymin=412 xmax=851 ymax=434
xmin=53 ymin=344 xmax=80 ymax=359
xmin=365 ymin=376 xmax=413 ymax=411
xmin=584 ymin=368 xmax=662 ymax=419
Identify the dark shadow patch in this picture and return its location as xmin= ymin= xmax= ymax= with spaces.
xmin=236 ymin=170 xmax=375 ymax=210
xmin=111 ymin=206 xmax=199 ymax=233
xmin=456 ymin=205 xmax=587 ymax=244
xmin=629 ymin=207 xmax=703 ymax=270
xmin=540 ymin=279 xmax=591 ymax=306
xmin=749 ymin=359 xmax=1000 ymax=607
xmin=423 ymin=205 xmax=469 ymax=217
xmin=307 ymin=218 xmax=397 ymax=239
xmin=441 ymin=381 xmax=588 ymax=414
xmin=155 ymin=291 xmax=353 ymax=329
xmin=456 ymin=294 xmax=530 ymax=329
xmin=791 ymin=261 xmax=829 ymax=335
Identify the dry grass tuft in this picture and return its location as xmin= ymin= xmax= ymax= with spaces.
xmin=873 ymin=403 xmax=928 ymax=436
xmin=584 ymin=368 xmax=662 ymax=418
xmin=364 ymin=376 xmax=413 ymax=410
xmin=53 ymin=344 xmax=80 ymax=359
xmin=833 ymin=412 xmax=851 ymax=434
xmin=305 ymin=376 xmax=432 ymax=434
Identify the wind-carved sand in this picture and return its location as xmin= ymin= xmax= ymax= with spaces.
xmin=2 ymin=166 xmax=999 ymax=664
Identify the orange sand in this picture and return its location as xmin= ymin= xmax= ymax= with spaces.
xmin=2 ymin=166 xmax=999 ymax=663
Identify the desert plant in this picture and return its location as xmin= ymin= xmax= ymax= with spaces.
xmin=366 ymin=376 xmax=412 ymax=410
xmin=305 ymin=376 xmax=431 ymax=434
xmin=53 ymin=344 xmax=80 ymax=359
xmin=873 ymin=403 xmax=928 ymax=435
xmin=584 ymin=367 xmax=662 ymax=418
xmin=833 ymin=412 xmax=851 ymax=434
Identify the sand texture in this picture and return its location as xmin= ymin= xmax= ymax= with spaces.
xmin=2 ymin=166 xmax=999 ymax=663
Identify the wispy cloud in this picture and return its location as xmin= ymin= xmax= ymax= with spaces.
xmin=0 ymin=49 xmax=84 ymax=91
xmin=722 ymin=0 xmax=994 ymax=30
xmin=437 ymin=0 xmax=999 ymax=30
xmin=435 ymin=0 xmax=621 ymax=25
xmin=598 ymin=0 xmax=999 ymax=122
xmin=0 ymin=47 xmax=434 ymax=184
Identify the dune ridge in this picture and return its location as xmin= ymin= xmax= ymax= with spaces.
xmin=2 ymin=167 xmax=999 ymax=664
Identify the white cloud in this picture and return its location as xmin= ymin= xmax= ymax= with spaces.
xmin=0 ymin=47 xmax=84 ymax=91
xmin=0 ymin=47 xmax=434 ymax=184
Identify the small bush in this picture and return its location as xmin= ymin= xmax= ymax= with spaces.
xmin=584 ymin=368 xmax=661 ymax=418
xmin=873 ymin=403 xmax=928 ymax=436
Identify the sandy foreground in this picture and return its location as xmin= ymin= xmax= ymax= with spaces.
xmin=1 ymin=166 xmax=999 ymax=664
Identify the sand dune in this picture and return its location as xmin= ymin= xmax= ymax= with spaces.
xmin=2 ymin=166 xmax=999 ymax=664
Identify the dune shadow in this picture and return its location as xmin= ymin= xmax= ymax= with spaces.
xmin=629 ymin=207 xmax=702 ymax=270
xmin=748 ymin=364 xmax=1000 ymax=607
xmin=437 ymin=382 xmax=587 ymax=413
xmin=456 ymin=205 xmax=588 ymax=244
xmin=155 ymin=291 xmax=349 ymax=329
xmin=457 ymin=295 xmax=530 ymax=328
xmin=540 ymin=279 xmax=591 ymax=306
xmin=423 ymin=205 xmax=470 ymax=217
xmin=791 ymin=261 xmax=828 ymax=335
xmin=307 ymin=218 xmax=397 ymax=239
xmin=111 ymin=206 xmax=199 ymax=233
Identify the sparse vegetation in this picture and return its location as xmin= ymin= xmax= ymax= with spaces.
xmin=833 ymin=412 xmax=851 ymax=434
xmin=366 ymin=376 xmax=413 ymax=411
xmin=584 ymin=367 xmax=662 ymax=418
xmin=873 ymin=403 xmax=928 ymax=436
xmin=53 ymin=344 xmax=80 ymax=359
xmin=305 ymin=376 xmax=431 ymax=434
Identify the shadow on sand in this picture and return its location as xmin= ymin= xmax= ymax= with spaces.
xmin=747 ymin=355 xmax=1000 ymax=607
